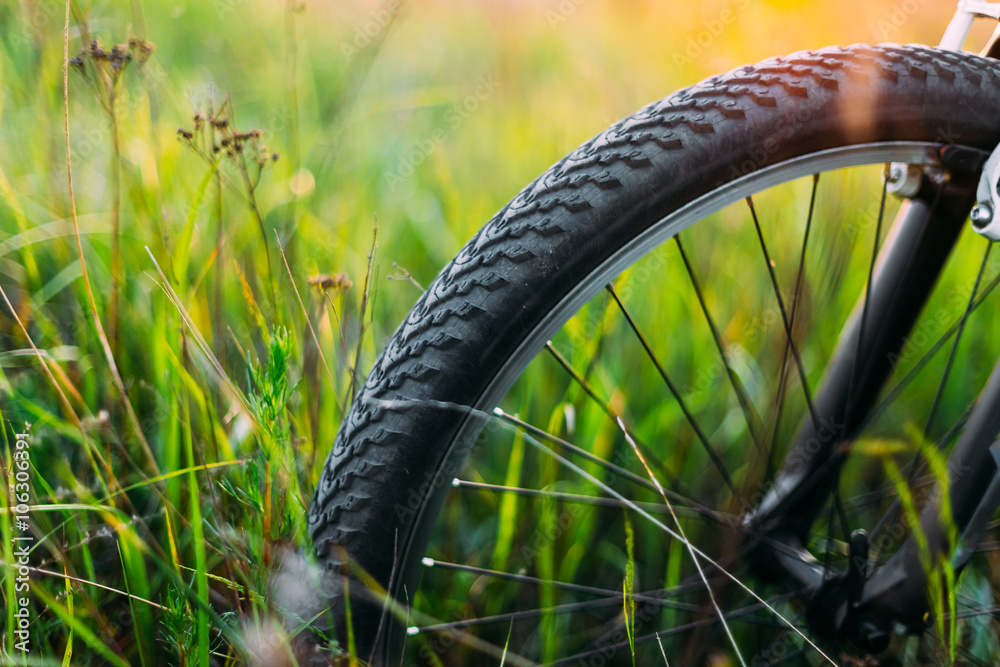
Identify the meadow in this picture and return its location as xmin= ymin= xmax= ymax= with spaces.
xmin=3 ymin=0 xmax=1000 ymax=665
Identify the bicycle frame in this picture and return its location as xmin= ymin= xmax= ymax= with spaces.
xmin=744 ymin=6 xmax=1000 ymax=645
xmin=941 ymin=1 xmax=1000 ymax=51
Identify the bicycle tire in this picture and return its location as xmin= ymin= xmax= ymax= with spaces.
xmin=308 ymin=43 xmax=1000 ymax=663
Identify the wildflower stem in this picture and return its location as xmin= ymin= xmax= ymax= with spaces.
xmin=110 ymin=86 xmax=122 ymax=356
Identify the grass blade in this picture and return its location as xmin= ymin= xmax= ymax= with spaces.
xmin=174 ymin=157 xmax=222 ymax=287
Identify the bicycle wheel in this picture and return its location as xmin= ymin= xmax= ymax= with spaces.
xmin=308 ymin=44 xmax=1000 ymax=665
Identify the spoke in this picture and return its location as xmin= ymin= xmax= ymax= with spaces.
xmin=868 ymin=243 xmax=993 ymax=550
xmin=399 ymin=600 xmax=535 ymax=666
xmin=831 ymin=485 xmax=851 ymax=553
xmin=923 ymin=242 xmax=992 ymax=443
xmin=844 ymin=176 xmax=890 ymax=427
xmin=757 ymin=529 xmax=836 ymax=567
xmin=858 ymin=265 xmax=1000 ymax=434
xmin=494 ymin=408 xmax=839 ymax=666
xmin=845 ymin=403 xmax=975 ymax=516
xmin=452 ymin=479 xmax=726 ymax=520
xmin=419 ymin=557 xmax=717 ymax=608
xmin=544 ymin=341 xmax=695 ymax=497
xmin=585 ymin=598 xmax=795 ymax=666
xmin=923 ymin=626 xmax=994 ymax=667
xmin=413 ymin=599 xmax=620 ymax=634
xmin=766 ymin=173 xmax=820 ymax=479
xmin=656 ymin=634 xmax=669 ymax=664
xmin=605 ymin=282 xmax=736 ymax=494
xmin=545 ymin=340 xmax=620 ymax=424
xmin=414 ymin=587 xmax=723 ymax=634
xmin=867 ymin=407 xmax=973 ymax=561
xmin=746 ymin=196 xmax=819 ymax=431
xmin=616 ymin=418 xmax=747 ymax=666
xmin=802 ymin=407 xmax=971 ymax=561
xmin=580 ymin=290 xmax=615 ymax=384
xmin=547 ymin=593 xmax=801 ymax=667
xmin=956 ymin=593 xmax=1000 ymax=616
xmin=493 ymin=410 xmax=725 ymax=524
xmin=842 ymin=469 xmax=935 ymax=513
xmin=956 ymin=605 xmax=1000 ymax=618
xmin=771 ymin=649 xmax=812 ymax=665
xmin=675 ymin=235 xmax=765 ymax=445
xmin=816 ymin=178 xmax=889 ymax=551
xmin=821 ymin=499 xmax=839 ymax=574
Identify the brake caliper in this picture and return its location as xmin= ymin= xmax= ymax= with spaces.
xmin=893 ymin=0 xmax=1000 ymax=238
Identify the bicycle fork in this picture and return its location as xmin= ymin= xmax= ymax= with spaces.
xmin=743 ymin=151 xmax=1000 ymax=652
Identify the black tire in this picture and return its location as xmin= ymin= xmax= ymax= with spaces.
xmin=308 ymin=43 xmax=1000 ymax=663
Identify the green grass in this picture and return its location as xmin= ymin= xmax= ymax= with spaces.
xmin=3 ymin=0 xmax=1000 ymax=665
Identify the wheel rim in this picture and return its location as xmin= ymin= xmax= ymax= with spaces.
xmin=389 ymin=142 xmax=1000 ymax=665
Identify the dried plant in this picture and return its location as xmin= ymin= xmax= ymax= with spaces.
xmin=69 ymin=37 xmax=155 ymax=354
xmin=177 ymin=98 xmax=280 ymax=312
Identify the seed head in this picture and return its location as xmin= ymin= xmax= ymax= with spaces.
xmin=309 ymin=273 xmax=353 ymax=292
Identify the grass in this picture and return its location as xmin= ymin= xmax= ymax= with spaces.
xmin=3 ymin=0 xmax=1000 ymax=665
